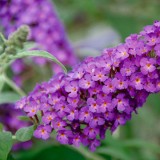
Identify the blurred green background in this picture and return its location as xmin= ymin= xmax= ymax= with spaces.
xmin=12 ymin=0 xmax=160 ymax=160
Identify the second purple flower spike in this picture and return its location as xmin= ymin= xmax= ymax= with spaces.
xmin=0 ymin=0 xmax=77 ymax=75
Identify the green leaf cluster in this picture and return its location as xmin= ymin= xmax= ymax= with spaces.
xmin=0 ymin=132 xmax=12 ymax=160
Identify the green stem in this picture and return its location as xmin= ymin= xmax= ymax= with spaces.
xmin=12 ymin=135 xmax=16 ymax=140
xmin=4 ymin=75 xmax=26 ymax=97
xmin=113 ymin=127 xmax=120 ymax=139
xmin=0 ymin=74 xmax=5 ymax=92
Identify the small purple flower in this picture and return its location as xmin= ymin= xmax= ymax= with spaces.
xmin=83 ymin=127 xmax=99 ymax=139
xmin=104 ymin=112 xmax=115 ymax=121
xmin=72 ymin=135 xmax=81 ymax=147
xmin=135 ymin=90 xmax=149 ymax=107
xmin=88 ymin=84 xmax=101 ymax=96
xmin=145 ymin=34 xmax=160 ymax=46
xmin=73 ymin=68 xmax=84 ymax=79
xmin=98 ymin=96 xmax=113 ymax=112
xmin=111 ymin=114 xmax=128 ymax=132
xmin=24 ymin=102 xmax=38 ymax=117
xmin=140 ymin=58 xmax=156 ymax=75
xmin=55 ymin=103 xmax=68 ymax=118
xmin=52 ymin=118 xmax=66 ymax=131
xmin=16 ymin=98 xmax=26 ymax=109
xmin=87 ymin=98 xmax=100 ymax=113
xmin=154 ymin=44 xmax=160 ymax=56
xmin=156 ymin=79 xmax=160 ymax=92
xmin=40 ymin=103 xmax=52 ymax=113
xmin=79 ymin=107 xmax=92 ymax=123
xmin=65 ymin=81 xmax=79 ymax=98
xmin=34 ymin=125 xmax=51 ymax=140
xmin=89 ymin=139 xmax=100 ymax=152
xmin=143 ymin=79 xmax=156 ymax=92
xmin=102 ymin=79 xmax=116 ymax=94
xmin=113 ymin=73 xmax=128 ymax=90
xmin=89 ymin=116 xmax=105 ymax=128
xmin=67 ymin=97 xmax=79 ymax=108
xmin=113 ymin=94 xmax=129 ymax=111
xmin=56 ymin=130 xmax=71 ymax=144
xmin=115 ymin=44 xmax=129 ymax=60
xmin=92 ymin=69 xmax=108 ymax=82
xmin=48 ymin=94 xmax=62 ymax=106
xmin=42 ymin=112 xmax=56 ymax=124
xmin=79 ymin=74 xmax=95 ymax=89
xmin=143 ymin=25 xmax=156 ymax=34
xmin=120 ymin=60 xmax=136 ymax=76
xmin=137 ymin=43 xmax=151 ymax=55
xmin=130 ymin=73 xmax=144 ymax=90
xmin=66 ymin=106 xmax=78 ymax=121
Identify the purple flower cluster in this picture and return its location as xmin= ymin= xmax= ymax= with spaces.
xmin=16 ymin=21 xmax=160 ymax=151
xmin=0 ymin=0 xmax=77 ymax=80
xmin=0 ymin=104 xmax=32 ymax=151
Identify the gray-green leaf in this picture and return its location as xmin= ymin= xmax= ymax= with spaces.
xmin=0 ymin=33 xmax=6 ymax=55
xmin=0 ymin=33 xmax=5 ymax=44
xmin=0 ymin=131 xmax=13 ymax=160
xmin=0 ymin=74 xmax=5 ymax=92
xmin=9 ymin=50 xmax=67 ymax=73
xmin=17 ymin=42 xmax=36 ymax=52
xmin=15 ymin=125 xmax=35 ymax=142
xmin=0 ymin=92 xmax=20 ymax=104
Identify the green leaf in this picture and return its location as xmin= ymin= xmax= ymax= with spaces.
xmin=15 ymin=125 xmax=35 ymax=142
xmin=122 ymin=139 xmax=160 ymax=154
xmin=14 ymin=144 xmax=86 ymax=160
xmin=0 ymin=131 xmax=13 ymax=160
xmin=0 ymin=33 xmax=6 ymax=55
xmin=9 ymin=50 xmax=67 ymax=73
xmin=0 ymin=92 xmax=20 ymax=104
xmin=17 ymin=42 xmax=36 ymax=52
xmin=7 ymin=154 xmax=15 ymax=160
xmin=18 ymin=116 xmax=31 ymax=122
xmin=97 ymin=147 xmax=131 ymax=160
xmin=0 ymin=33 xmax=5 ymax=44
xmin=22 ymin=42 xmax=36 ymax=50
xmin=0 ymin=74 xmax=5 ymax=92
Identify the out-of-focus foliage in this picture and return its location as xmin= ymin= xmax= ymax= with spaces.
xmin=54 ymin=0 xmax=160 ymax=40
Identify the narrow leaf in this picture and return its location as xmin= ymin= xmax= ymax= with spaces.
xmin=17 ymin=41 xmax=36 ymax=52
xmin=18 ymin=116 xmax=31 ymax=122
xmin=97 ymin=147 xmax=131 ymax=160
xmin=0 ymin=131 xmax=13 ymax=160
xmin=15 ymin=125 xmax=34 ymax=142
xmin=0 ymin=33 xmax=5 ymax=44
xmin=9 ymin=50 xmax=67 ymax=73
xmin=0 ymin=74 xmax=5 ymax=92
xmin=0 ymin=92 xmax=20 ymax=104
xmin=122 ymin=139 xmax=160 ymax=154
xmin=22 ymin=42 xmax=36 ymax=50
xmin=0 ymin=33 xmax=6 ymax=55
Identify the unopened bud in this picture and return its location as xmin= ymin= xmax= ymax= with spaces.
xmin=6 ymin=25 xmax=30 ymax=48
